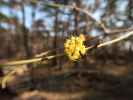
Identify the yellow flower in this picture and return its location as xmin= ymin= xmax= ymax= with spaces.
xmin=64 ymin=34 xmax=86 ymax=61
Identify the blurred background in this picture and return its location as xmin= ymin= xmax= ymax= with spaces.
xmin=0 ymin=0 xmax=133 ymax=100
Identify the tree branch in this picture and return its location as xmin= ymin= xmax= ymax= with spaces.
xmin=45 ymin=3 xmax=133 ymax=34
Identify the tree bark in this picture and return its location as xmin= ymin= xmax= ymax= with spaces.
xmin=21 ymin=2 xmax=32 ymax=59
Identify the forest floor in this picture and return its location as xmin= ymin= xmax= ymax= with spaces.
xmin=0 ymin=59 xmax=133 ymax=100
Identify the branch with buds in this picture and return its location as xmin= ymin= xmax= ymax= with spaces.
xmin=0 ymin=30 xmax=132 ymax=66
xmin=0 ymin=3 xmax=133 ymax=89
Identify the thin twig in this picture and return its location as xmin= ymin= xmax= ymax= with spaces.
xmin=1 ymin=54 xmax=64 ymax=66
xmin=2 ymin=31 xmax=133 ymax=66
xmin=86 ymin=31 xmax=133 ymax=50
xmin=1 ymin=58 xmax=43 ymax=66
xmin=1 ymin=69 xmax=16 ymax=88
xmin=97 ymin=31 xmax=133 ymax=48
xmin=66 ymin=5 xmax=133 ymax=34
xmin=1 ymin=31 xmax=133 ymax=66
xmin=35 ymin=48 xmax=63 ymax=58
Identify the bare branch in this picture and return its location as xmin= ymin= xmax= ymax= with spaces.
xmin=52 ymin=3 xmax=133 ymax=34
xmin=86 ymin=30 xmax=133 ymax=51
xmin=98 ymin=31 xmax=133 ymax=48
xmin=1 ymin=54 xmax=64 ymax=66
xmin=66 ymin=5 xmax=133 ymax=34
xmin=1 ymin=3 xmax=133 ymax=66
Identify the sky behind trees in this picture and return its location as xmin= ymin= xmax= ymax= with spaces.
xmin=0 ymin=0 xmax=130 ymax=34
xmin=0 ymin=0 xmax=132 ymax=59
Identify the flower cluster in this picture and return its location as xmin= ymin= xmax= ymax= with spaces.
xmin=64 ymin=34 xmax=86 ymax=61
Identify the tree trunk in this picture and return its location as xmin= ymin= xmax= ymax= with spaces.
xmin=21 ymin=3 xmax=32 ymax=59
xmin=52 ymin=9 xmax=59 ymax=65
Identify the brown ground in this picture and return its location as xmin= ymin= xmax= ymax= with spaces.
xmin=0 ymin=59 xmax=133 ymax=100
